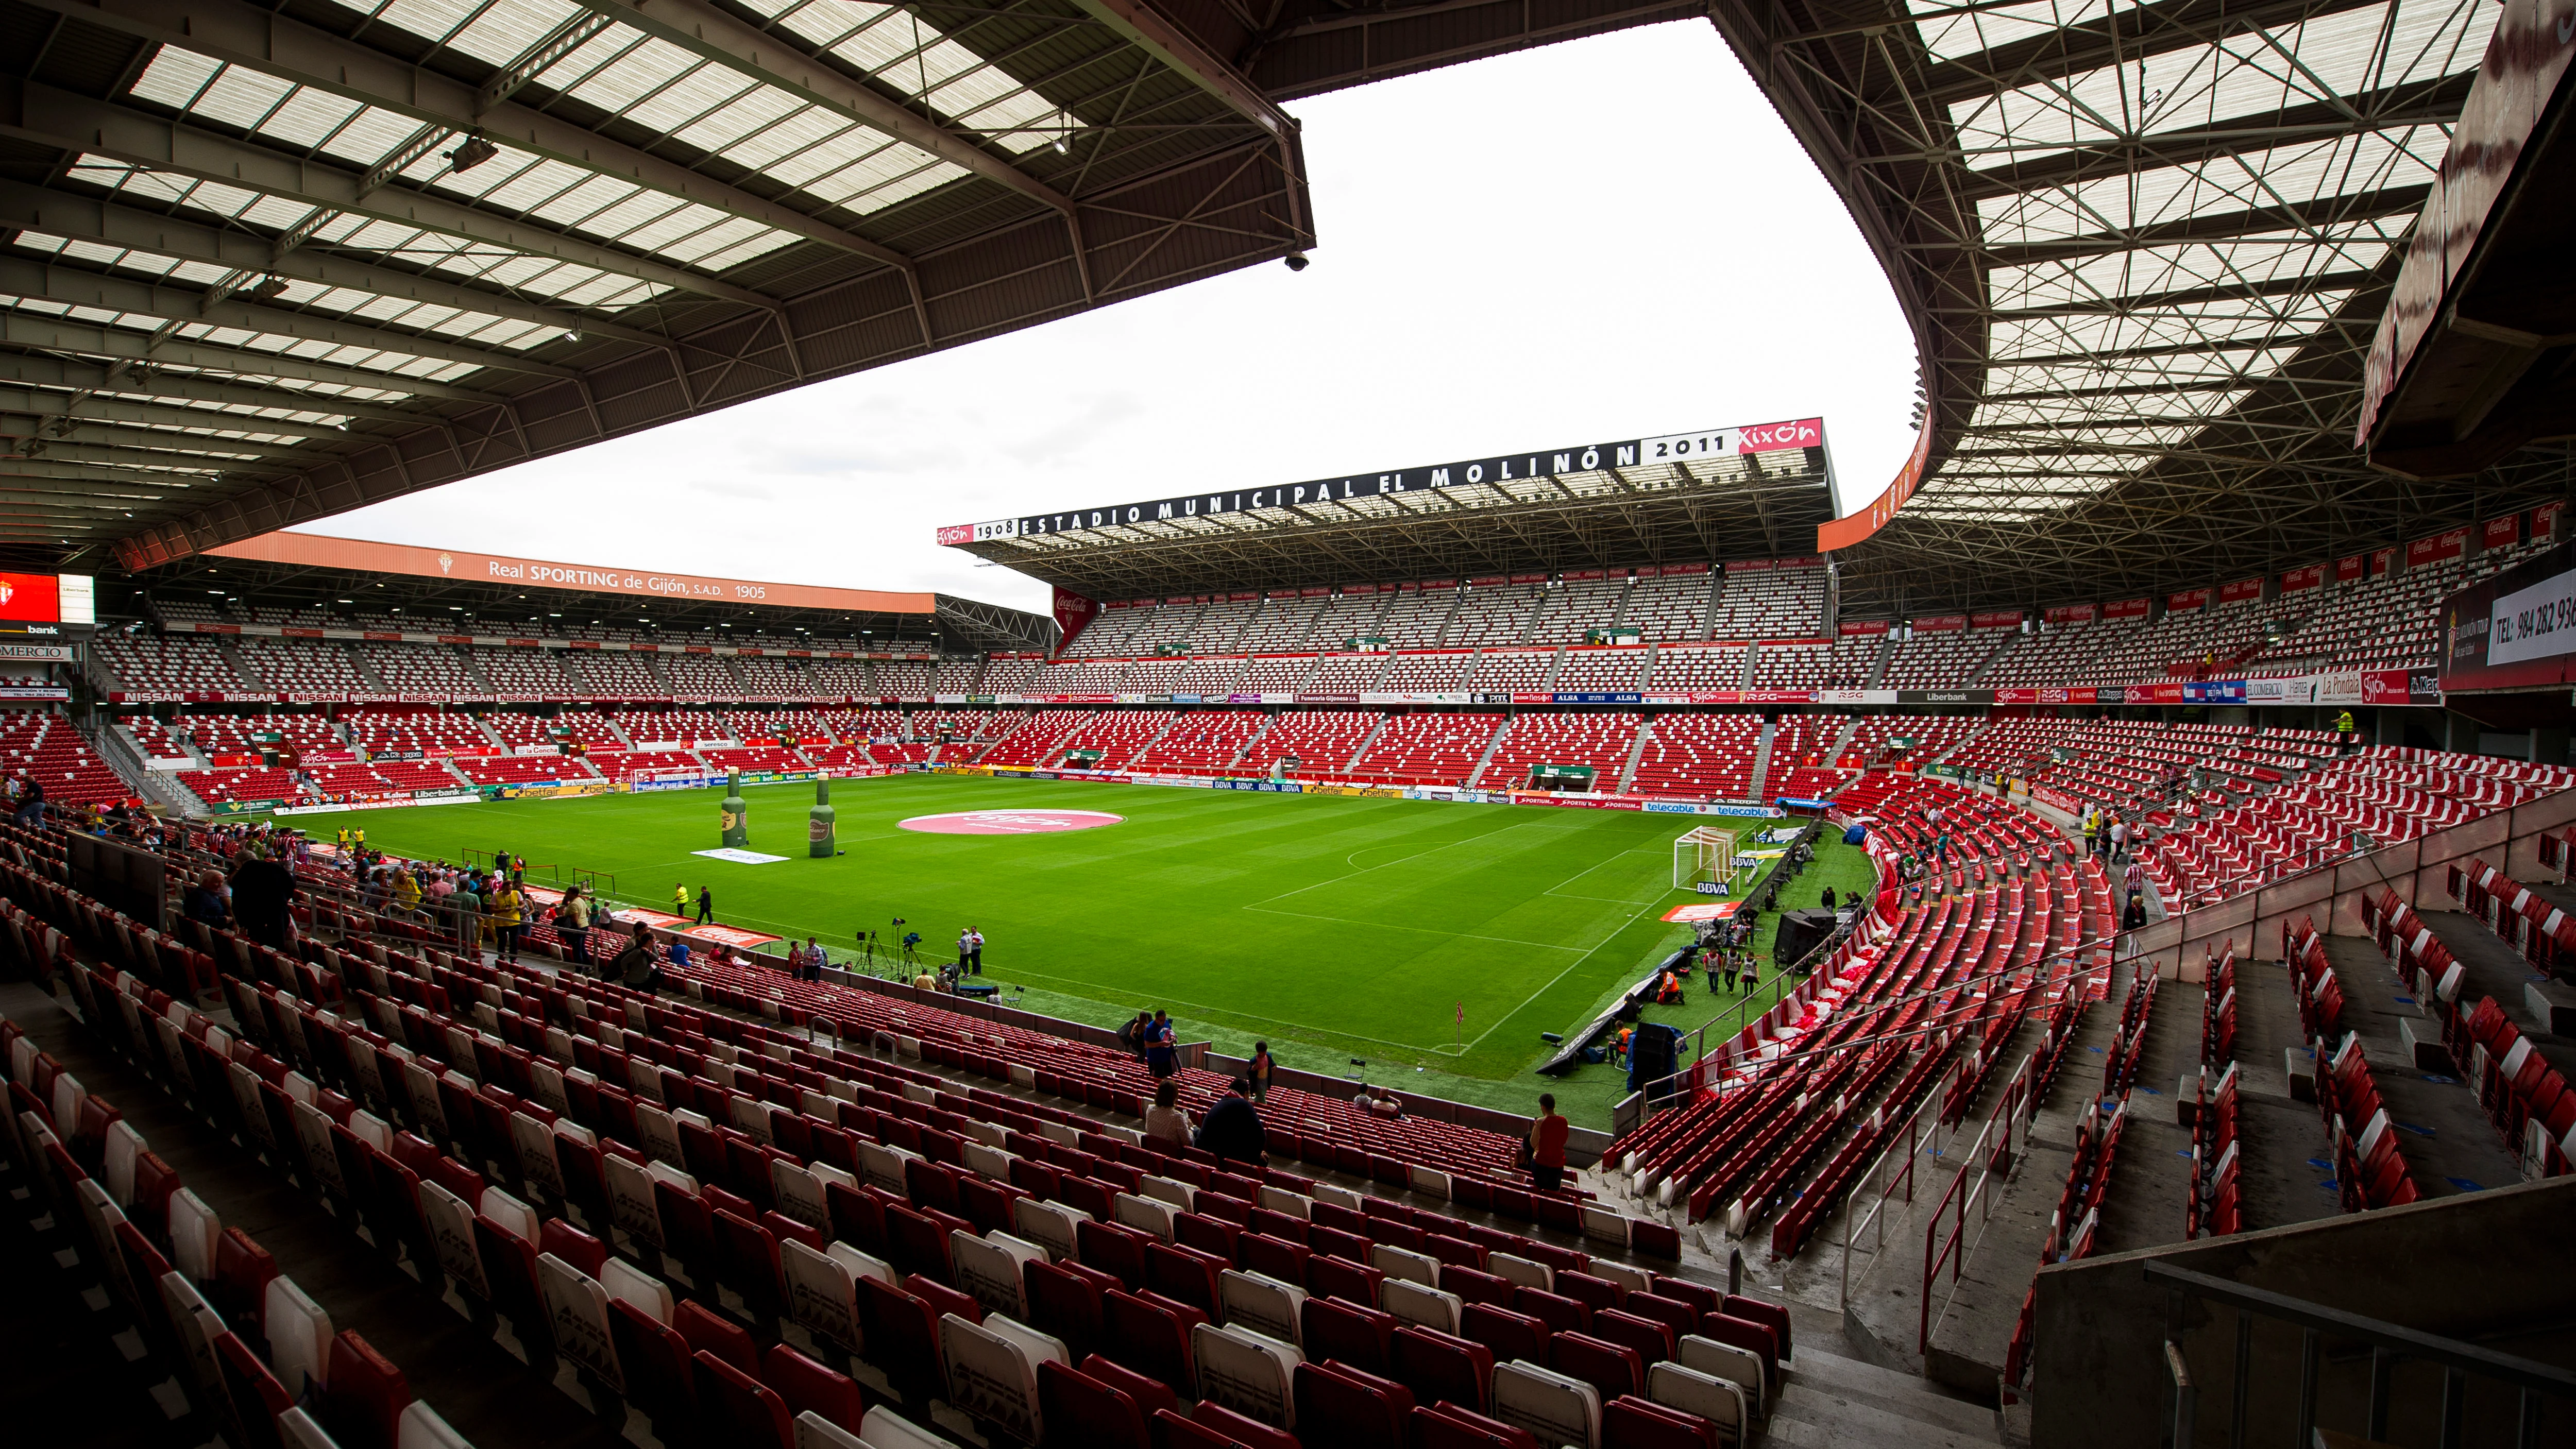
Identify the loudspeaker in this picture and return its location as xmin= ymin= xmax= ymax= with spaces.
xmin=1772 ymin=908 xmax=1838 ymax=969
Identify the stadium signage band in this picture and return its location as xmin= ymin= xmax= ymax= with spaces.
xmin=939 ymin=419 xmax=1825 ymax=540
xmin=155 ymin=621 xmax=936 ymax=660
xmin=2438 ymin=539 xmax=2576 ymax=690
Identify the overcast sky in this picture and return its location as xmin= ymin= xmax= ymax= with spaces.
xmin=325 ymin=21 xmax=1918 ymax=616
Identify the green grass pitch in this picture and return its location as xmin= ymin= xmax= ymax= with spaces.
xmin=308 ymin=775 xmax=1842 ymax=1120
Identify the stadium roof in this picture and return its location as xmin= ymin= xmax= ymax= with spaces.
xmin=120 ymin=528 xmax=1052 ymax=649
xmin=1693 ymin=0 xmax=2574 ymax=611
xmin=942 ymin=420 xmax=1838 ymax=596
xmin=0 ymin=0 xmax=1308 ymax=573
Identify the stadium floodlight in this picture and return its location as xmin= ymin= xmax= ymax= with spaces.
xmin=447 ymin=134 xmax=499 ymax=174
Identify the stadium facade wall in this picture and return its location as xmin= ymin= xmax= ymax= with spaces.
xmin=2030 ymin=1175 xmax=2575 ymax=1449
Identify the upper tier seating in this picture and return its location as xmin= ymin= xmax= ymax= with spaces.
xmin=236 ymin=636 xmax=368 ymax=693
xmin=1527 ymin=578 xmax=1629 ymax=645
xmin=565 ymin=651 xmax=665 ymax=698
xmin=1707 ymin=563 xmax=1826 ymax=639
xmin=1447 ymin=584 xmax=1544 ymax=648
xmin=1882 ymin=628 xmax=2005 ymax=688
xmin=1468 ymin=650 xmax=1557 ymax=692
xmin=470 ymin=647 xmax=577 ymax=699
xmin=1554 ymin=649 xmax=1651 ymax=692
xmin=1382 ymin=652 xmax=1474 ymax=691
xmin=1644 ymin=645 xmax=1743 ymax=691
xmin=93 ymin=634 xmax=248 ymax=693
xmin=662 ymin=655 xmax=742 ymax=698
xmin=1621 ymin=572 xmax=1712 ymax=642
xmin=1373 ymin=589 xmax=1459 ymax=651
xmin=1751 ymin=638 xmax=1875 ymax=689
xmin=1235 ymin=596 xmax=1323 ymax=654
xmin=731 ymin=656 xmax=815 ymax=698
xmin=364 ymin=645 xmax=482 ymax=695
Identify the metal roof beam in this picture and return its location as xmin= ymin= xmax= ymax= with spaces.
xmin=0 ymin=242 xmax=581 ymax=381
xmin=0 ymin=167 xmax=672 ymax=354
xmin=570 ymin=0 xmax=1074 ymax=219
xmin=2 ymin=411 xmax=322 ymax=461
xmin=0 ymin=299 xmax=511 ymax=403
xmin=1952 ymin=80 xmax=2478 ymax=200
xmin=1964 ymin=186 xmax=2430 ymax=264
xmin=17 ymin=0 xmax=919 ymax=284
xmin=0 ymin=351 xmax=437 ymax=424
xmin=3 ymin=82 xmax=785 ymax=315
xmin=0 ymin=385 xmax=351 ymax=441
xmin=1912 ymin=0 xmax=2396 ymax=108
xmin=2 ymin=433 xmax=298 ymax=475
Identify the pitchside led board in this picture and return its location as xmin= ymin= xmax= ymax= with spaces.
xmin=2440 ymin=540 xmax=2576 ymax=692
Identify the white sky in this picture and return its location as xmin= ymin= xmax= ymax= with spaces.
xmin=325 ymin=21 xmax=1918 ymax=617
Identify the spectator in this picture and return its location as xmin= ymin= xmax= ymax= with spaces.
xmin=2108 ymin=815 xmax=2129 ymax=860
xmin=447 ymin=874 xmax=481 ymax=950
xmin=610 ymin=921 xmax=660 ymax=992
xmin=1248 ymin=1040 xmax=1275 ymax=1102
xmin=558 ymin=885 xmax=592 ymax=967
xmin=182 ymin=870 xmax=230 ymax=928
xmin=229 ymin=845 xmax=298 ymax=951
xmin=1821 ymin=885 xmax=1837 ymax=912
xmin=2122 ymin=856 xmax=2146 ymax=920
xmin=489 ymin=877 xmax=526 ymax=963
xmin=1144 ymin=1010 xmax=1176 ymax=1078
xmin=801 ymin=935 xmax=824 ymax=981
xmin=11 ymin=775 xmax=43 ymax=829
xmin=1527 ymin=1094 xmax=1569 ymax=1192
xmin=668 ymin=937 xmax=692 ymax=972
xmin=1142 ymin=1080 xmax=1191 ymax=1145
xmin=696 ymin=885 xmax=714 ymax=924
xmin=1193 ymin=1077 xmax=1266 ymax=1169
xmin=1353 ymin=1084 xmax=1403 ymax=1117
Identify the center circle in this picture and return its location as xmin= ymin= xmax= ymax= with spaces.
xmin=898 ymin=809 xmax=1125 ymax=836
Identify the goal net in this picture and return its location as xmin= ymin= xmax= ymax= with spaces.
xmin=1672 ymin=826 xmax=1737 ymax=893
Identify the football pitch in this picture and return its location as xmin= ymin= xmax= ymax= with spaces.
xmin=310 ymin=775 xmax=1749 ymax=1086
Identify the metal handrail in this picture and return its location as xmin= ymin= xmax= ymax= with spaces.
xmin=1917 ymin=1041 xmax=2039 ymax=1351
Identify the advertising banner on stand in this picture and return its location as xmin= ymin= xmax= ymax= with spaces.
xmin=2438 ymin=539 xmax=2576 ymax=691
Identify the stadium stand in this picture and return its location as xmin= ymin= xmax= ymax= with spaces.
xmin=1528 ymin=575 xmax=1629 ymax=643
xmin=363 ymin=644 xmax=482 ymax=696
xmin=563 ymin=650 xmax=665 ymax=699
xmin=1553 ymin=647 xmax=1651 ymax=692
xmin=1761 ymin=715 xmax=1853 ymax=799
xmin=235 ymin=636 xmax=368 ymax=694
xmin=1643 ymin=644 xmax=1745 ymax=691
xmin=1479 ymin=713 xmax=1641 ymax=792
xmin=1302 ymin=592 xmax=1393 ymax=652
xmin=0 ymin=714 xmax=135 ymax=806
xmin=1621 ymin=570 xmax=1714 ymax=642
xmin=1708 ymin=561 xmax=1826 ymax=638
xmin=1375 ymin=586 xmax=1461 ymax=650
xmin=1247 ymin=711 xmax=1377 ymax=776
xmin=1382 ymin=651 xmax=1475 ymax=691
xmin=1347 ymin=712 xmax=1500 ymax=786
xmin=92 ymin=633 xmax=249 ymax=694
xmin=1467 ymin=648 xmax=1557 ymax=692
xmin=663 ymin=654 xmax=744 ymax=700
xmin=1447 ymin=582 xmax=1544 ymax=647
xmin=1628 ymin=714 xmax=1762 ymax=800
xmin=1232 ymin=595 xmax=1319 ymax=654
xmin=468 ymin=647 xmax=577 ymax=699
xmin=1129 ymin=711 xmax=1267 ymax=774
xmin=1880 ymin=626 xmax=2008 ymax=688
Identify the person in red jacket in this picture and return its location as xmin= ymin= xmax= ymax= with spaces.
xmin=1528 ymin=1094 xmax=1570 ymax=1192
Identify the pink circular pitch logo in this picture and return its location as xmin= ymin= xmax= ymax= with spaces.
xmin=899 ymin=809 xmax=1124 ymax=836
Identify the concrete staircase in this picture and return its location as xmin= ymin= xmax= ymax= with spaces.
xmin=1749 ymin=719 xmax=1780 ymax=798
xmin=1616 ymin=718 xmax=1651 ymax=792
xmin=1766 ymin=1345 xmax=2004 ymax=1448
xmin=1462 ymin=717 xmax=1511 ymax=788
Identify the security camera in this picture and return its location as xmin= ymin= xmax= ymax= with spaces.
xmin=1283 ymin=250 xmax=1310 ymax=272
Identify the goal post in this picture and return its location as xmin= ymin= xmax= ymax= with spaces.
xmin=1673 ymin=826 xmax=1737 ymax=893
